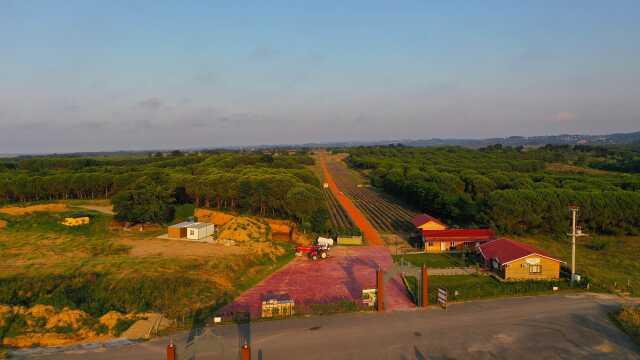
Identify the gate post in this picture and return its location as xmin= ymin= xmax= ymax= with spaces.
xmin=376 ymin=268 xmax=384 ymax=312
xmin=241 ymin=342 xmax=251 ymax=360
xmin=166 ymin=339 xmax=176 ymax=360
xmin=421 ymin=266 xmax=428 ymax=307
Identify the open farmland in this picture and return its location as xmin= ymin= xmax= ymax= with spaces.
xmin=322 ymin=154 xmax=416 ymax=234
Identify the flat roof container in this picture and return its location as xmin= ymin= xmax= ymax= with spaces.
xmin=186 ymin=222 xmax=215 ymax=240
xmin=168 ymin=221 xmax=195 ymax=239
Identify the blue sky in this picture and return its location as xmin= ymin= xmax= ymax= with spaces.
xmin=1 ymin=1 xmax=639 ymax=153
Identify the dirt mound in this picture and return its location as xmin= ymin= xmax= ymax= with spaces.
xmin=0 ymin=219 xmax=6 ymax=230
xmin=218 ymin=217 xmax=268 ymax=242
xmin=0 ymin=203 xmax=69 ymax=216
xmin=99 ymin=311 xmax=125 ymax=330
xmin=266 ymin=219 xmax=293 ymax=235
xmin=195 ymin=208 xmax=235 ymax=225
xmin=45 ymin=308 xmax=89 ymax=329
xmin=0 ymin=305 xmax=11 ymax=327
xmin=28 ymin=304 xmax=56 ymax=318
xmin=292 ymin=231 xmax=314 ymax=246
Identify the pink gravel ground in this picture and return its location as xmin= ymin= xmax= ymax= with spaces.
xmin=220 ymin=246 xmax=414 ymax=318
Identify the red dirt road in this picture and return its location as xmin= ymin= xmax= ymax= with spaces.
xmin=219 ymin=246 xmax=414 ymax=318
xmin=320 ymin=154 xmax=383 ymax=246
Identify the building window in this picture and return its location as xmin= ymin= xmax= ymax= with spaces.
xmin=529 ymin=264 xmax=541 ymax=274
xmin=189 ymin=229 xmax=195 ymax=236
xmin=428 ymin=242 xmax=434 ymax=247
xmin=450 ymin=241 xmax=455 ymax=247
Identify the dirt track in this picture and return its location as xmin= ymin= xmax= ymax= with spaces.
xmin=319 ymin=153 xmax=383 ymax=246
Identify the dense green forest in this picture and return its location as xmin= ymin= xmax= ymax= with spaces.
xmin=346 ymin=144 xmax=640 ymax=235
xmin=0 ymin=151 xmax=326 ymax=228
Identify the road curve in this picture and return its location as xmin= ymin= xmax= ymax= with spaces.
xmin=319 ymin=153 xmax=383 ymax=246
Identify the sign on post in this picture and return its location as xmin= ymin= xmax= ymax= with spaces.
xmin=437 ymin=288 xmax=448 ymax=310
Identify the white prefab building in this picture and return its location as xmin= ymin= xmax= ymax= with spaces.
xmin=186 ymin=222 xmax=215 ymax=241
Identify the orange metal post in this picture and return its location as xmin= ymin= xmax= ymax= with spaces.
xmin=241 ymin=343 xmax=251 ymax=360
xmin=166 ymin=341 xmax=176 ymax=360
xmin=376 ymin=269 xmax=384 ymax=312
xmin=421 ymin=266 xmax=429 ymax=307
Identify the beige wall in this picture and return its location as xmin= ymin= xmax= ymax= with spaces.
xmin=504 ymin=255 xmax=560 ymax=280
xmin=425 ymin=241 xmax=443 ymax=253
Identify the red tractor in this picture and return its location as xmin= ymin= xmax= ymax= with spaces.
xmin=295 ymin=244 xmax=330 ymax=260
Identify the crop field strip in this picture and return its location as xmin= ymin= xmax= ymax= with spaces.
xmin=323 ymin=188 xmax=355 ymax=229
xmin=327 ymin=161 xmax=416 ymax=234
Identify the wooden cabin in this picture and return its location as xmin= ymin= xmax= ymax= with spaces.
xmin=478 ymin=238 xmax=562 ymax=280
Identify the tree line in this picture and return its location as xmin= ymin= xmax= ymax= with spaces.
xmin=1 ymin=151 xmax=328 ymax=230
xmin=346 ymin=145 xmax=640 ymax=235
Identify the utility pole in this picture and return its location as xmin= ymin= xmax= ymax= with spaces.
xmin=568 ymin=205 xmax=587 ymax=285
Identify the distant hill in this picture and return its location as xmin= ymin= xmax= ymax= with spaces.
xmin=398 ymin=131 xmax=640 ymax=148
xmin=4 ymin=131 xmax=639 ymax=158
xmin=288 ymin=131 xmax=640 ymax=149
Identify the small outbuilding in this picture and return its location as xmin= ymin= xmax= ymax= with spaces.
xmin=186 ymin=222 xmax=215 ymax=241
xmin=478 ymin=238 xmax=562 ymax=280
xmin=167 ymin=221 xmax=193 ymax=239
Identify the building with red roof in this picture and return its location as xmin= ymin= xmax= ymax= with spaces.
xmin=478 ymin=238 xmax=562 ymax=280
xmin=412 ymin=213 xmax=448 ymax=231
xmin=422 ymin=228 xmax=495 ymax=253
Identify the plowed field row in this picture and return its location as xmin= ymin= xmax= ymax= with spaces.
xmin=323 ymin=188 xmax=354 ymax=229
xmin=326 ymin=161 xmax=416 ymax=234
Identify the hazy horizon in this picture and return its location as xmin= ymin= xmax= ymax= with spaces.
xmin=2 ymin=1 xmax=639 ymax=153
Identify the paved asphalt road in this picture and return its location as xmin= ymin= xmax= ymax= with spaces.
xmin=20 ymin=293 xmax=640 ymax=360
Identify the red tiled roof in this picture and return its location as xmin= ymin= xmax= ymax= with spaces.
xmin=478 ymin=238 xmax=561 ymax=265
xmin=412 ymin=214 xmax=447 ymax=228
xmin=422 ymin=228 xmax=495 ymax=242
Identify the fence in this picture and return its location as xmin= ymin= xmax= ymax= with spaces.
xmin=337 ymin=235 xmax=363 ymax=245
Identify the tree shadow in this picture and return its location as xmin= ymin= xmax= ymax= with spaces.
xmin=570 ymin=303 xmax=640 ymax=354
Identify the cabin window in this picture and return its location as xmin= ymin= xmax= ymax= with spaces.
xmin=529 ymin=264 xmax=541 ymax=274
xmin=189 ymin=229 xmax=195 ymax=236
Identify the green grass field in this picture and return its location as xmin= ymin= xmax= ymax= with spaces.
xmin=405 ymin=274 xmax=570 ymax=304
xmin=515 ymin=235 xmax=640 ymax=296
